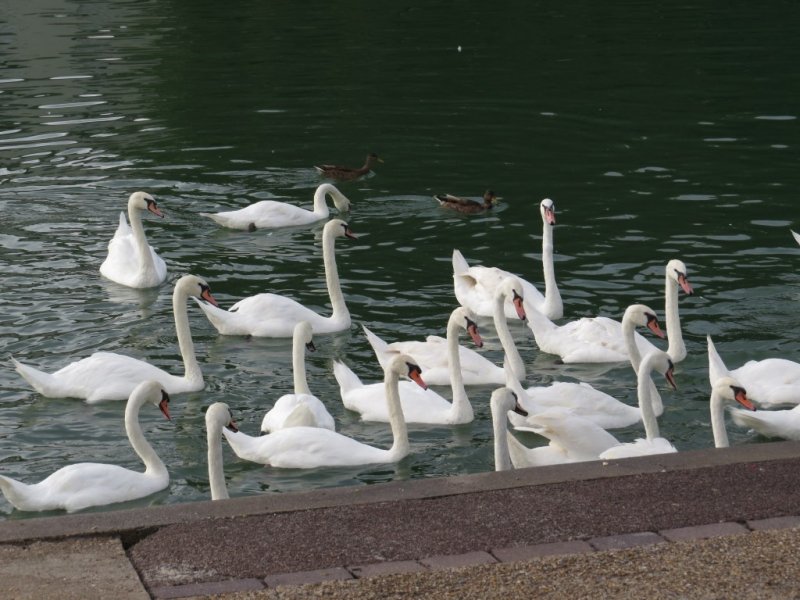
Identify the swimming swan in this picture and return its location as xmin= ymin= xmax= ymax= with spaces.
xmin=222 ymin=354 xmax=425 ymax=469
xmin=0 ymin=380 xmax=171 ymax=513
xmin=489 ymin=387 xmax=529 ymax=471
xmin=206 ymin=402 xmax=239 ymax=500
xmin=200 ymin=184 xmax=351 ymax=231
xmin=706 ymin=377 xmax=756 ymax=446
xmin=99 ymin=191 xmax=167 ymax=288
xmin=12 ymin=275 xmax=218 ymax=402
xmin=452 ymin=198 xmax=562 ymax=320
xmin=195 ymin=219 xmax=356 ymax=337
xmin=260 ymin=321 xmax=335 ymax=432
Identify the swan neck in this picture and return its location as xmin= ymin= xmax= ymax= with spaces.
xmin=385 ymin=369 xmax=409 ymax=459
xmin=292 ymin=335 xmax=311 ymax=395
xmin=710 ymin=391 xmax=730 ymax=448
xmin=665 ymin=276 xmax=685 ymax=362
xmin=540 ymin=223 xmax=562 ymax=314
xmin=623 ymin=316 xmax=643 ymax=373
xmin=495 ymin=291 xmax=525 ymax=380
xmin=128 ymin=205 xmax=157 ymax=276
xmin=447 ymin=315 xmax=472 ymax=421
xmin=312 ymin=187 xmax=331 ymax=217
xmin=126 ymin=396 xmax=166 ymax=478
xmin=173 ymin=286 xmax=202 ymax=384
xmin=636 ymin=357 xmax=660 ymax=440
xmin=322 ymin=229 xmax=349 ymax=323
xmin=207 ymin=421 xmax=229 ymax=500
xmin=492 ymin=402 xmax=513 ymax=471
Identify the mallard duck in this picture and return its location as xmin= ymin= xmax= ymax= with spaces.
xmin=314 ymin=153 xmax=383 ymax=181
xmin=435 ymin=190 xmax=499 ymax=214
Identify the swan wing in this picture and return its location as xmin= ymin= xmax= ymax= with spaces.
xmin=730 ymin=405 xmax=800 ymax=440
xmin=202 ymin=201 xmax=320 ymax=229
xmin=731 ymin=358 xmax=800 ymax=407
xmin=525 ymin=382 xmax=641 ymax=429
xmin=261 ymin=393 xmax=335 ymax=432
xmin=341 ymin=379 xmax=453 ymax=424
xmin=599 ymin=437 xmax=677 ymax=460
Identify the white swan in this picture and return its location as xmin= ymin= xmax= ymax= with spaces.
xmin=206 ymin=402 xmax=238 ymax=501
xmin=792 ymin=230 xmax=800 ymax=246
xmin=452 ymin=198 xmax=562 ymax=320
xmin=12 ymin=274 xmax=218 ymax=402
xmin=705 ymin=377 xmax=756 ymax=447
xmin=222 ymin=354 xmax=425 ymax=468
xmin=195 ymin=219 xmax=355 ymax=337
xmin=489 ymin=387 xmax=529 ymax=471
xmin=334 ymin=308 xmax=476 ymax=425
xmin=707 ymin=334 xmax=800 ymax=407
xmin=525 ymin=302 xmax=665 ymax=365
xmin=100 ymin=191 xmax=167 ymax=288
xmin=200 ymin=184 xmax=351 ymax=231
xmin=0 ymin=380 xmax=171 ymax=513
xmin=506 ymin=305 xmax=668 ymax=430
xmin=598 ymin=350 xmax=678 ymax=459
xmin=362 ymin=307 xmax=502 ymax=387
xmin=260 ymin=321 xmax=335 ymax=432
xmin=730 ymin=398 xmax=800 ymax=442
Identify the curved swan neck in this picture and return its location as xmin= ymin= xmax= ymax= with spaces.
xmin=173 ymin=285 xmax=202 ymax=384
xmin=292 ymin=333 xmax=311 ymax=395
xmin=540 ymin=221 xmax=562 ymax=316
xmin=206 ymin=420 xmax=229 ymax=500
xmin=127 ymin=203 xmax=157 ymax=277
xmin=311 ymin=186 xmax=332 ymax=217
xmin=126 ymin=396 xmax=166 ymax=478
xmin=710 ymin=390 xmax=730 ymax=448
xmin=622 ymin=315 xmax=643 ymax=373
xmin=322 ymin=228 xmax=349 ymax=323
xmin=446 ymin=314 xmax=472 ymax=422
xmin=492 ymin=400 xmax=513 ymax=471
xmin=664 ymin=274 xmax=686 ymax=362
xmin=636 ymin=355 xmax=661 ymax=440
xmin=495 ymin=290 xmax=525 ymax=380
xmin=385 ymin=369 xmax=410 ymax=459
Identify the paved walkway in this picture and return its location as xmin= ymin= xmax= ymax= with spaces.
xmin=1 ymin=441 xmax=799 ymax=599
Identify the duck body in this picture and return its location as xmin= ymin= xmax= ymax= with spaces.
xmin=314 ymin=153 xmax=382 ymax=181
xmin=100 ymin=191 xmax=166 ymax=288
xmin=200 ymin=184 xmax=350 ymax=231
xmin=435 ymin=190 xmax=498 ymax=214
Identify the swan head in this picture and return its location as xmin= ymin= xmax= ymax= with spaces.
xmin=177 ymin=274 xmax=218 ymax=307
xmin=624 ymin=304 xmax=664 ymax=339
xmin=206 ymin=402 xmax=239 ymax=433
xmin=540 ymin=198 xmax=556 ymax=226
xmin=325 ymin=218 xmax=357 ymax=240
xmin=294 ymin=321 xmax=315 ymax=352
xmin=666 ymin=259 xmax=693 ymax=295
xmin=641 ymin=349 xmax=677 ymax=390
xmin=713 ymin=377 xmax=756 ymax=411
xmin=452 ymin=306 xmax=483 ymax=348
xmin=490 ymin=387 xmax=528 ymax=417
xmin=389 ymin=353 xmax=427 ymax=390
xmin=132 ymin=380 xmax=171 ymax=420
xmin=317 ymin=184 xmax=352 ymax=213
xmin=128 ymin=191 xmax=163 ymax=218
xmin=499 ymin=278 xmax=527 ymax=321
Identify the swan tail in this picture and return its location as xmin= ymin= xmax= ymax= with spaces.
xmin=0 ymin=475 xmax=32 ymax=511
xmin=192 ymin=297 xmax=241 ymax=335
xmin=706 ymin=335 xmax=731 ymax=386
xmin=11 ymin=357 xmax=64 ymax=398
xmin=452 ymin=249 xmax=470 ymax=276
xmin=332 ymin=360 xmax=362 ymax=395
xmin=362 ymin=325 xmax=391 ymax=368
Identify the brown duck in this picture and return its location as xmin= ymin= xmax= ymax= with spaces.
xmin=435 ymin=190 xmax=500 ymax=214
xmin=314 ymin=153 xmax=383 ymax=181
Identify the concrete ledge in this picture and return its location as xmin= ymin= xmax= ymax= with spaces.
xmin=150 ymin=578 xmax=263 ymax=599
xmin=590 ymin=531 xmax=666 ymax=551
xmin=420 ymin=550 xmax=498 ymax=570
xmin=747 ymin=515 xmax=800 ymax=531
xmin=492 ymin=540 xmax=594 ymax=561
xmin=660 ymin=522 xmax=749 ymax=542
xmin=348 ymin=560 xmax=427 ymax=579
xmin=263 ymin=566 xmax=354 ymax=588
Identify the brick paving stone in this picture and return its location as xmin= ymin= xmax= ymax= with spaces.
xmin=492 ymin=540 xmax=594 ymax=562
xmin=348 ymin=560 xmax=427 ymax=579
xmin=660 ymin=522 xmax=749 ymax=542
xmin=420 ymin=550 xmax=498 ymax=571
xmin=589 ymin=531 xmax=666 ymax=551
xmin=747 ymin=515 xmax=800 ymax=531
xmin=264 ymin=567 xmax=354 ymax=588
xmin=150 ymin=578 xmax=263 ymax=599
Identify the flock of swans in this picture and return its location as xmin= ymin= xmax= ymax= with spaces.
xmin=1 ymin=187 xmax=799 ymax=513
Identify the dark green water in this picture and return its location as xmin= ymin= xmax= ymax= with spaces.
xmin=1 ymin=1 xmax=798 ymax=519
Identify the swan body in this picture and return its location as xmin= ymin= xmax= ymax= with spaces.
xmin=314 ymin=153 xmax=382 ymax=181
xmin=0 ymin=380 xmax=171 ymax=513
xmin=200 ymin=184 xmax=351 ymax=231
xmin=12 ymin=275 xmax=218 ymax=402
xmin=707 ymin=335 xmax=800 ymax=407
xmin=335 ymin=308 xmax=476 ymax=425
xmin=435 ymin=190 xmax=499 ymax=214
xmin=489 ymin=387 xmax=529 ymax=471
xmin=206 ymin=402 xmax=238 ymax=500
xmin=222 ymin=354 xmax=425 ymax=469
xmin=100 ymin=191 xmax=167 ymax=288
xmin=452 ymin=198 xmax=562 ymax=320
xmin=731 ymin=403 xmax=800 ymax=441
xmin=196 ymin=219 xmax=355 ymax=337
xmin=261 ymin=322 xmax=335 ymax=432
xmin=598 ymin=350 xmax=678 ymax=460
xmin=362 ymin=306 xmax=505 ymax=386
